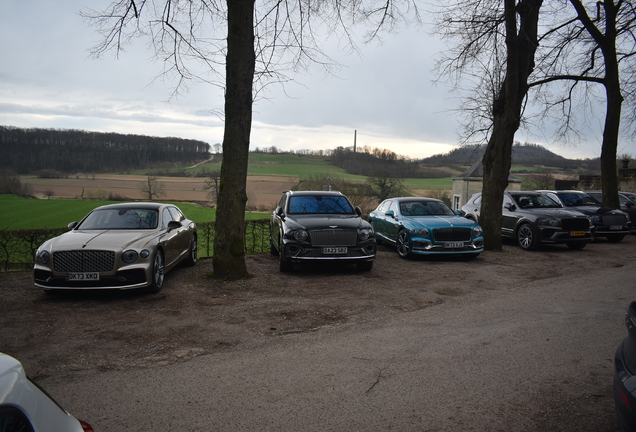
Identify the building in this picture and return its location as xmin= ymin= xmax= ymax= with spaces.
xmin=451 ymin=161 xmax=522 ymax=210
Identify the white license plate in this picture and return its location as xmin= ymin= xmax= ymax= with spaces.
xmin=610 ymin=225 xmax=622 ymax=230
xmin=322 ymin=247 xmax=348 ymax=254
xmin=444 ymin=242 xmax=464 ymax=248
xmin=65 ymin=272 xmax=100 ymax=281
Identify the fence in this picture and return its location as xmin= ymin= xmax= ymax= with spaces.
xmin=0 ymin=219 xmax=271 ymax=271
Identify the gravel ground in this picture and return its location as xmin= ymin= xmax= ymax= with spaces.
xmin=1 ymin=235 xmax=635 ymax=431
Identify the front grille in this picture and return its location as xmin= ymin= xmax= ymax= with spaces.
xmin=602 ymin=214 xmax=626 ymax=226
xmin=561 ymin=218 xmax=590 ymax=231
xmin=433 ymin=228 xmax=472 ymax=242
xmin=309 ymin=229 xmax=357 ymax=247
xmin=53 ymin=250 xmax=115 ymax=272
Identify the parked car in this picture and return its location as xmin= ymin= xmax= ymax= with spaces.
xmin=368 ymin=197 xmax=484 ymax=258
xmin=587 ymin=190 xmax=636 ymax=233
xmin=0 ymin=352 xmax=93 ymax=431
xmin=270 ymin=191 xmax=376 ymax=272
xmin=34 ymin=202 xmax=197 ymax=293
xmin=614 ymin=301 xmax=636 ymax=432
xmin=538 ymin=190 xmax=631 ymax=242
xmin=462 ymin=191 xmax=593 ymax=250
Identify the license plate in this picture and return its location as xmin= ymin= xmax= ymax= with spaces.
xmin=322 ymin=247 xmax=347 ymax=254
xmin=66 ymin=272 xmax=100 ymax=281
xmin=610 ymin=225 xmax=622 ymax=230
xmin=570 ymin=231 xmax=585 ymax=236
xmin=444 ymin=242 xmax=464 ymax=248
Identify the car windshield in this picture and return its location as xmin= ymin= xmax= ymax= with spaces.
xmin=288 ymin=195 xmax=354 ymax=214
xmin=77 ymin=208 xmax=159 ymax=229
xmin=556 ymin=193 xmax=600 ymax=207
xmin=512 ymin=194 xmax=560 ymax=209
xmin=623 ymin=192 xmax=636 ymax=204
xmin=399 ymin=201 xmax=455 ymax=216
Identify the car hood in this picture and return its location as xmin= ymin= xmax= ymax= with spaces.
xmin=45 ymin=230 xmax=156 ymax=251
xmin=402 ymin=215 xmax=480 ymax=229
xmin=515 ymin=207 xmax=587 ymax=218
xmin=285 ymin=215 xmax=370 ymax=231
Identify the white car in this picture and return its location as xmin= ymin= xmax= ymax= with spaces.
xmin=0 ymin=353 xmax=93 ymax=431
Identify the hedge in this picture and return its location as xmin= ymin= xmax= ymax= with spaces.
xmin=0 ymin=219 xmax=271 ymax=270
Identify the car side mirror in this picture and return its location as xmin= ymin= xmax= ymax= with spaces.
xmin=626 ymin=202 xmax=634 ymax=208
xmin=455 ymin=210 xmax=464 ymax=216
xmin=168 ymin=220 xmax=182 ymax=230
xmin=504 ymin=203 xmax=516 ymax=211
xmin=275 ymin=206 xmax=284 ymax=217
xmin=355 ymin=206 xmax=362 ymax=217
xmin=385 ymin=210 xmax=395 ymax=218
xmin=68 ymin=221 xmax=78 ymax=229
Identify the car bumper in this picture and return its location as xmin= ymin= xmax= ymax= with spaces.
xmin=411 ymin=240 xmax=484 ymax=255
xmin=614 ymin=340 xmax=636 ymax=432
xmin=537 ymin=228 xmax=593 ymax=244
xmin=33 ymin=264 xmax=151 ymax=290
xmin=282 ymin=241 xmax=376 ymax=262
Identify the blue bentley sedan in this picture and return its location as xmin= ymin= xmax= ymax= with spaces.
xmin=368 ymin=197 xmax=484 ymax=258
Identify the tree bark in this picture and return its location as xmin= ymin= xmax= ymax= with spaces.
xmin=481 ymin=0 xmax=542 ymax=251
xmin=212 ymin=0 xmax=255 ymax=279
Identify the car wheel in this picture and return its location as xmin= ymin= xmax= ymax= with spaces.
xmin=182 ymin=236 xmax=198 ymax=266
xmin=516 ymin=223 xmax=539 ymax=251
xmin=148 ymin=250 xmax=165 ymax=293
xmin=567 ymin=242 xmax=587 ymax=250
xmin=396 ymin=229 xmax=411 ymax=258
xmin=606 ymin=234 xmax=625 ymax=243
xmin=356 ymin=261 xmax=374 ymax=271
xmin=279 ymin=240 xmax=293 ymax=272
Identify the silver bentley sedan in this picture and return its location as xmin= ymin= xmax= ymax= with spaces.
xmin=33 ymin=202 xmax=197 ymax=293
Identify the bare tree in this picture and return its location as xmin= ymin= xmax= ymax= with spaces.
xmin=436 ymin=0 xmax=543 ymax=250
xmin=367 ymin=170 xmax=406 ymax=203
xmin=521 ymin=172 xmax=555 ymax=190
xmin=141 ymin=176 xmax=165 ymax=201
xmin=203 ymin=170 xmax=221 ymax=206
xmin=528 ymin=0 xmax=636 ymax=209
xmin=83 ymin=0 xmax=418 ymax=279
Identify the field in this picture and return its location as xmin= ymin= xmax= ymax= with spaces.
xmin=0 ymin=195 xmax=269 ymax=230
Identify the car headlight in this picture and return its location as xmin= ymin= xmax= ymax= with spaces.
xmin=473 ymin=226 xmax=483 ymax=237
xmin=293 ymin=230 xmax=308 ymax=242
xmin=140 ymin=249 xmax=150 ymax=258
xmin=537 ymin=218 xmax=560 ymax=227
xmin=589 ymin=215 xmax=601 ymax=223
xmin=416 ymin=228 xmax=429 ymax=237
xmin=122 ymin=250 xmax=139 ymax=263
xmin=358 ymin=229 xmax=372 ymax=241
xmin=37 ymin=250 xmax=50 ymax=264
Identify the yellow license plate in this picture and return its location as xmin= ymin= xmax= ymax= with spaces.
xmin=570 ymin=231 xmax=585 ymax=236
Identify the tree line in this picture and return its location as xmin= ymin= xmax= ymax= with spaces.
xmin=0 ymin=126 xmax=210 ymax=174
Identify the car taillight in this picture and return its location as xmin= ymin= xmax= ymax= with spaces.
xmin=618 ymin=386 xmax=632 ymax=410
xmin=80 ymin=420 xmax=94 ymax=432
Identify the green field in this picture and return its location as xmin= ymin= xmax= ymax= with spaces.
xmin=0 ymin=195 xmax=268 ymax=230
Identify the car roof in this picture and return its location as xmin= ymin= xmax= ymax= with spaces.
xmin=286 ymin=190 xmax=345 ymax=196
xmin=387 ymin=197 xmax=444 ymax=203
xmin=535 ymin=190 xmax=588 ymax=194
xmin=92 ymin=202 xmax=168 ymax=211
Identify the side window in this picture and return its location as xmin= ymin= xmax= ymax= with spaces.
xmin=162 ymin=208 xmax=172 ymax=229
xmin=168 ymin=207 xmax=184 ymax=222
xmin=387 ymin=201 xmax=396 ymax=213
xmin=377 ymin=201 xmax=387 ymax=213
xmin=278 ymin=195 xmax=287 ymax=212
xmin=503 ymin=196 xmax=514 ymax=207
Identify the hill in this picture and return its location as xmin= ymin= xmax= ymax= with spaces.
xmin=421 ymin=142 xmax=600 ymax=173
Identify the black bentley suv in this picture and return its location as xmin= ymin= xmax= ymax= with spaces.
xmin=270 ymin=191 xmax=376 ymax=272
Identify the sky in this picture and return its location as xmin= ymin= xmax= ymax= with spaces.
xmin=0 ymin=1 xmax=623 ymax=161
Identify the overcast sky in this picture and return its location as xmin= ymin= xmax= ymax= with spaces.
xmin=0 ymin=1 xmax=622 ymax=161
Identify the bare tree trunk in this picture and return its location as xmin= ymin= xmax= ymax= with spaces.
xmin=481 ymin=0 xmax=542 ymax=251
xmin=212 ymin=0 xmax=255 ymax=279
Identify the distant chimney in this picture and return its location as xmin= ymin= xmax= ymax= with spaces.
xmin=354 ymin=130 xmax=357 ymax=153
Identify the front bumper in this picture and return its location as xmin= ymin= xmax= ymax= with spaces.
xmin=537 ymin=227 xmax=593 ymax=244
xmin=411 ymin=239 xmax=484 ymax=255
xmin=282 ymin=240 xmax=376 ymax=263
xmin=33 ymin=264 xmax=151 ymax=290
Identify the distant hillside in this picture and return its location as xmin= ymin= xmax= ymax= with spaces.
xmin=0 ymin=126 xmax=211 ymax=174
xmin=422 ymin=143 xmax=600 ymax=172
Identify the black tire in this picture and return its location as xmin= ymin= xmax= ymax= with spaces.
xmin=357 ymin=261 xmax=374 ymax=271
xmin=182 ymin=235 xmax=198 ymax=266
xmin=516 ymin=223 xmax=539 ymax=251
xmin=147 ymin=250 xmax=165 ymax=293
xmin=396 ymin=229 xmax=411 ymax=258
xmin=279 ymin=241 xmax=293 ymax=272
xmin=567 ymin=242 xmax=587 ymax=250
xmin=606 ymin=234 xmax=625 ymax=243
